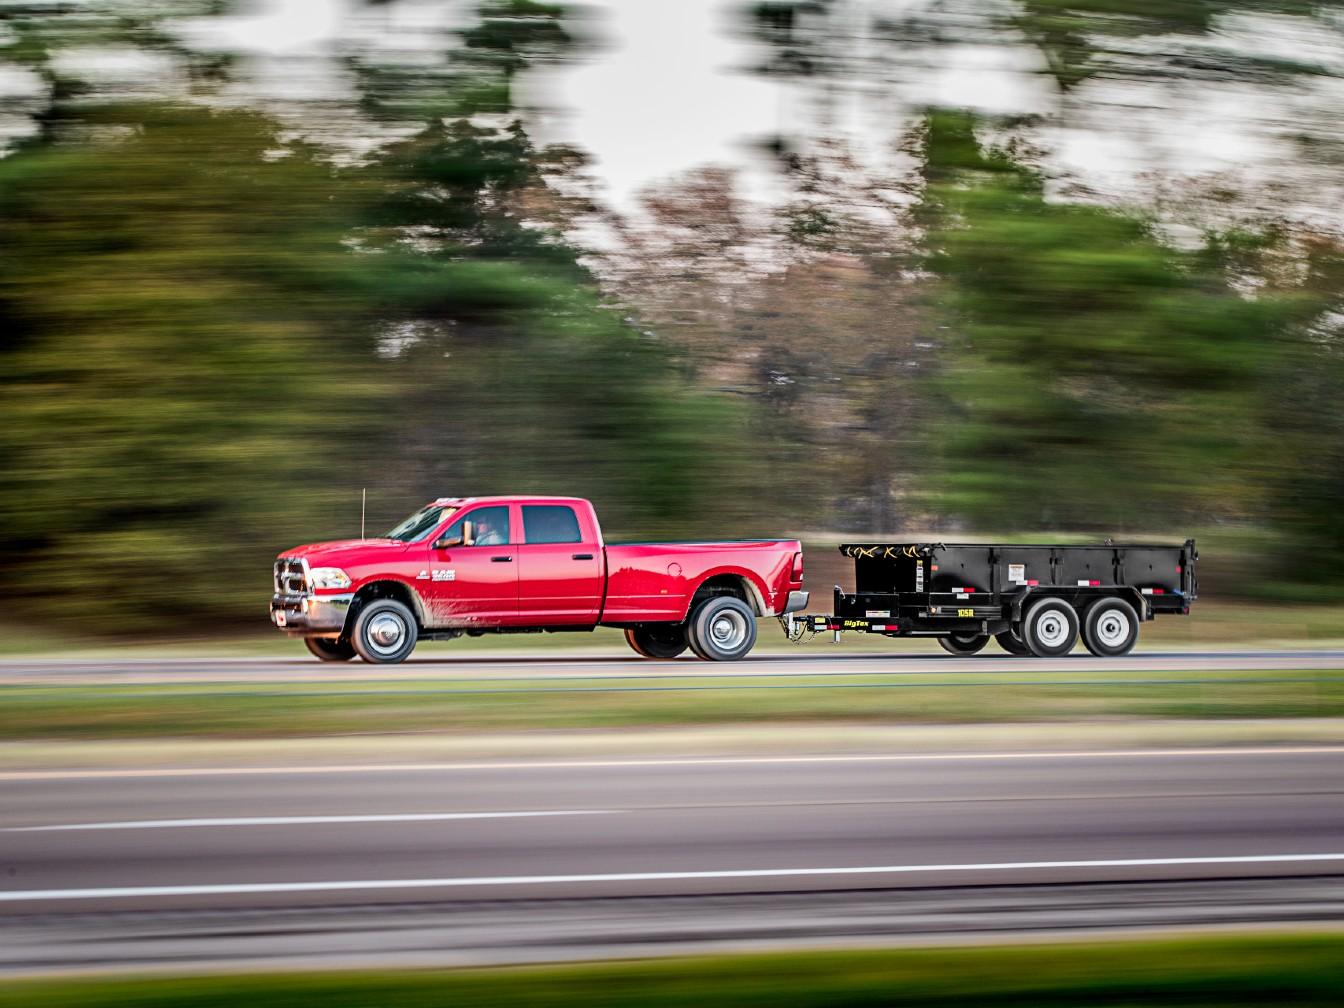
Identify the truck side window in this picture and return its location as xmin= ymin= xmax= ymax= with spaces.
xmin=442 ymin=506 xmax=510 ymax=547
xmin=522 ymin=505 xmax=583 ymax=544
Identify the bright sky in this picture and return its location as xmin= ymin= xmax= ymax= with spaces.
xmin=4 ymin=0 xmax=1340 ymax=221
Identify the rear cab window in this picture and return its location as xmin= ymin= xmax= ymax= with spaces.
xmin=522 ymin=505 xmax=583 ymax=544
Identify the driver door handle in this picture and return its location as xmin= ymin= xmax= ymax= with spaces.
xmin=572 ymin=553 xmax=594 ymax=560
xmin=491 ymin=555 xmax=513 ymax=563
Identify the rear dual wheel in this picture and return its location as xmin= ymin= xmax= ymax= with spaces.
xmin=687 ymin=596 xmax=757 ymax=661
xmin=625 ymin=624 xmax=689 ymax=659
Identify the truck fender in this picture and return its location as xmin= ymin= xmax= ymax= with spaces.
xmin=345 ymin=578 xmax=432 ymax=633
xmin=683 ymin=568 xmax=771 ymax=619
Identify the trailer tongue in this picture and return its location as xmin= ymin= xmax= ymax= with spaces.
xmin=786 ymin=539 xmax=1197 ymax=657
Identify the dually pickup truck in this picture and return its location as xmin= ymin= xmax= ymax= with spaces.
xmin=271 ymin=495 xmax=807 ymax=663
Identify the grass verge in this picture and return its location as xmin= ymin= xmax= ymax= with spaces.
xmin=4 ymin=934 xmax=1342 ymax=1007
xmin=3 ymin=669 xmax=1343 ymax=739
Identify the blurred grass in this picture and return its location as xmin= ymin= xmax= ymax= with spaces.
xmin=3 ymin=669 xmax=1343 ymax=739
xmin=4 ymin=934 xmax=1342 ymax=1007
xmin=3 ymin=600 xmax=1344 ymax=659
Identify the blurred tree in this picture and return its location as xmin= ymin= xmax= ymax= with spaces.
xmin=0 ymin=105 xmax=382 ymax=631
xmin=347 ymin=0 xmax=753 ymax=535
xmin=917 ymin=110 xmax=1303 ymax=530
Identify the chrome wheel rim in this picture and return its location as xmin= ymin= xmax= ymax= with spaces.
xmin=1034 ymin=610 xmax=1070 ymax=648
xmin=708 ymin=610 xmax=748 ymax=651
xmin=1096 ymin=608 xmax=1130 ymax=648
xmin=367 ymin=613 xmax=406 ymax=654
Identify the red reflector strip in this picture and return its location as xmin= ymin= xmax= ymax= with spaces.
xmin=1090 ymin=580 xmax=1100 ymax=586
xmin=1152 ymin=588 xmax=1165 ymax=594
xmin=964 ymin=588 xmax=975 ymax=593
xmin=1027 ymin=580 xmax=1039 ymax=586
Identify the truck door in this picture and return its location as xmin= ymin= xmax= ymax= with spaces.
xmin=422 ymin=505 xmax=519 ymax=627
xmin=517 ymin=503 xmax=603 ymax=624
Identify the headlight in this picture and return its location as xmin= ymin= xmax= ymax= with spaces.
xmin=308 ymin=567 xmax=351 ymax=590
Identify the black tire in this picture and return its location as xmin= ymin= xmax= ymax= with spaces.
xmin=304 ymin=636 xmax=356 ymax=662
xmin=625 ymin=625 xmax=689 ymax=659
xmin=686 ymin=596 xmax=757 ymax=661
xmin=938 ymin=633 xmax=989 ymax=656
xmin=1082 ymin=598 xmax=1140 ymax=657
xmin=350 ymin=598 xmax=418 ymax=664
xmin=995 ymin=629 xmax=1032 ymax=656
xmin=1021 ymin=598 xmax=1079 ymax=658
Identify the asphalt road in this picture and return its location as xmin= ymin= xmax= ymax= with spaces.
xmin=3 ymin=746 xmax=1343 ymax=971
xmin=3 ymin=648 xmax=1344 ymax=684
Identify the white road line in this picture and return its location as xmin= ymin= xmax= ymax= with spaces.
xmin=3 ymin=746 xmax=1343 ymax=781
xmin=4 ymin=853 xmax=1344 ymax=902
xmin=3 ymin=810 xmax=614 ymax=832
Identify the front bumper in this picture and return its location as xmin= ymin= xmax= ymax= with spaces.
xmin=781 ymin=590 xmax=810 ymax=614
xmin=270 ymin=593 xmax=353 ymax=635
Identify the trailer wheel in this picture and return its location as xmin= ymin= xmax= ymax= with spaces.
xmin=350 ymin=598 xmax=418 ymax=664
xmin=625 ymin=625 xmax=689 ymax=659
xmin=304 ymin=636 xmax=356 ymax=662
xmin=995 ymin=629 xmax=1032 ymax=656
xmin=937 ymin=633 xmax=989 ymax=656
xmin=687 ymin=597 xmax=757 ymax=661
xmin=1082 ymin=598 xmax=1139 ymax=657
xmin=1021 ymin=598 xmax=1079 ymax=657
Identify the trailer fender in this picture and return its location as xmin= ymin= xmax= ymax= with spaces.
xmin=1008 ymin=585 xmax=1150 ymax=623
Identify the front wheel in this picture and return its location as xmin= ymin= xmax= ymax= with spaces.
xmin=351 ymin=599 xmax=418 ymax=664
xmin=304 ymin=636 xmax=356 ymax=662
xmin=625 ymin=625 xmax=689 ymax=659
xmin=1021 ymin=598 xmax=1079 ymax=658
xmin=687 ymin=597 xmax=757 ymax=661
xmin=938 ymin=632 xmax=989 ymax=656
xmin=1082 ymin=598 xmax=1139 ymax=657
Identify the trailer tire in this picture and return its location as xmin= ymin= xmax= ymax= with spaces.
xmin=938 ymin=633 xmax=989 ymax=656
xmin=687 ymin=597 xmax=757 ymax=661
xmin=995 ymin=629 xmax=1032 ymax=656
xmin=1082 ymin=598 xmax=1139 ymax=657
xmin=304 ymin=636 xmax=356 ymax=662
xmin=1022 ymin=598 xmax=1079 ymax=658
xmin=625 ymin=625 xmax=689 ymax=660
xmin=350 ymin=599 xmax=418 ymax=664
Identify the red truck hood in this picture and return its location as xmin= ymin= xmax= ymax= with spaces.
xmin=279 ymin=539 xmax=411 ymax=562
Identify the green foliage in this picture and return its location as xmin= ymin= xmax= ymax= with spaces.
xmin=0 ymin=105 xmax=384 ymax=632
xmin=919 ymin=111 xmax=1302 ymax=530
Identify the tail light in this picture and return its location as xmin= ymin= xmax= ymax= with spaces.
xmin=791 ymin=551 xmax=804 ymax=581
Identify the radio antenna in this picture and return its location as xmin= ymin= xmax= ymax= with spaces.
xmin=361 ymin=488 xmax=367 ymax=539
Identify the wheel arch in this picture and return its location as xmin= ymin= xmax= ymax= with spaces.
xmin=683 ymin=569 xmax=769 ymax=619
xmin=343 ymin=578 xmax=429 ymax=635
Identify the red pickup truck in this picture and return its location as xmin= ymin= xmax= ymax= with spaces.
xmin=271 ymin=495 xmax=807 ymax=663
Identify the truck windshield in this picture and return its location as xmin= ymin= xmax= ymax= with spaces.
xmin=383 ymin=505 xmax=455 ymax=543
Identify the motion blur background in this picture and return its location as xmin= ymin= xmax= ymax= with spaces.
xmin=3 ymin=0 xmax=1343 ymax=635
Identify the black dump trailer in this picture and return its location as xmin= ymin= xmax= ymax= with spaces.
xmin=790 ymin=539 xmax=1197 ymax=657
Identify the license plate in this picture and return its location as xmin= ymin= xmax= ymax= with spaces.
xmin=274 ymin=610 xmax=287 ymax=627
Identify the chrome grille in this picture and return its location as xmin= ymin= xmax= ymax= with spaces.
xmin=273 ymin=558 xmax=307 ymax=595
